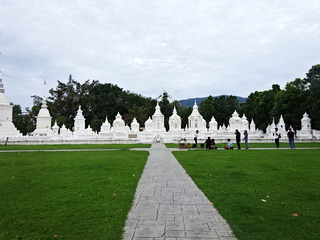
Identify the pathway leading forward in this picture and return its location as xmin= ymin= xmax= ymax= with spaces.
xmin=123 ymin=143 xmax=237 ymax=240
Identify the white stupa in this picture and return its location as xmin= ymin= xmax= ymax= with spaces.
xmin=112 ymin=112 xmax=127 ymax=132
xmin=74 ymin=106 xmax=86 ymax=135
xmin=0 ymin=71 xmax=21 ymax=137
xmin=229 ymin=110 xmax=242 ymax=131
xmin=188 ymin=101 xmax=207 ymax=131
xmin=144 ymin=117 xmax=153 ymax=132
xmin=32 ymin=97 xmax=53 ymax=136
xmin=152 ymin=102 xmax=166 ymax=132
xmin=209 ymin=116 xmax=218 ymax=132
xmin=100 ymin=115 xmax=111 ymax=133
xmin=297 ymin=112 xmax=313 ymax=139
xmin=278 ymin=115 xmax=286 ymax=135
xmin=131 ymin=117 xmax=140 ymax=132
xmin=169 ymin=106 xmax=181 ymax=132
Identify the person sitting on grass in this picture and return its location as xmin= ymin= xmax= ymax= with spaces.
xmin=224 ymin=139 xmax=234 ymax=149
xmin=205 ymin=137 xmax=213 ymax=149
xmin=211 ymin=138 xmax=218 ymax=149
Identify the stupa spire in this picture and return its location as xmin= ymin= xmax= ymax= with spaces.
xmin=0 ymin=71 xmax=4 ymax=93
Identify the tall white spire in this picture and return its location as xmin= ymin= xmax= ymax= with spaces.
xmin=0 ymin=71 xmax=5 ymax=93
xmin=0 ymin=71 xmax=21 ymax=137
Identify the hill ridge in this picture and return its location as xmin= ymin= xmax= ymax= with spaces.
xmin=179 ymin=95 xmax=246 ymax=107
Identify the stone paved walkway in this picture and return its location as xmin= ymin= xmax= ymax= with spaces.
xmin=123 ymin=143 xmax=237 ymax=240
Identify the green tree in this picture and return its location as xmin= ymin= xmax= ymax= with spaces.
xmin=272 ymin=78 xmax=308 ymax=130
xmin=239 ymin=85 xmax=281 ymax=131
xmin=199 ymin=95 xmax=215 ymax=124
xmin=158 ymin=91 xmax=173 ymax=130
xmin=305 ymin=64 xmax=320 ymax=129
xmin=212 ymin=95 xmax=240 ymax=127
xmin=177 ymin=106 xmax=192 ymax=129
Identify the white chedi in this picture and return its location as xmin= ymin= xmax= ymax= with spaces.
xmin=144 ymin=117 xmax=153 ymax=132
xmin=241 ymin=114 xmax=249 ymax=130
xmin=152 ymin=102 xmax=166 ymax=132
xmin=59 ymin=124 xmax=68 ymax=136
xmin=296 ymin=112 xmax=313 ymax=139
xmin=85 ymin=125 xmax=94 ymax=135
xmin=112 ymin=112 xmax=127 ymax=132
xmin=100 ymin=116 xmax=111 ymax=133
xmin=209 ymin=116 xmax=218 ymax=131
xmin=32 ymin=97 xmax=53 ymax=136
xmin=250 ymin=119 xmax=256 ymax=131
xmin=74 ymin=106 xmax=86 ymax=135
xmin=52 ymin=121 xmax=59 ymax=135
xmin=131 ymin=118 xmax=140 ymax=132
xmin=278 ymin=115 xmax=286 ymax=135
xmin=169 ymin=106 xmax=181 ymax=132
xmin=0 ymin=72 xmax=21 ymax=137
xmin=301 ymin=112 xmax=312 ymax=131
xmin=188 ymin=101 xmax=207 ymax=131
xmin=229 ymin=110 xmax=242 ymax=131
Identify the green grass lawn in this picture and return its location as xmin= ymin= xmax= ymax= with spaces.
xmin=0 ymin=150 xmax=149 ymax=240
xmin=0 ymin=143 xmax=151 ymax=151
xmin=166 ymin=142 xmax=320 ymax=149
xmin=173 ymin=149 xmax=320 ymax=240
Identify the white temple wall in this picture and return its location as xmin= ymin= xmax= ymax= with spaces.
xmin=1 ymin=87 xmax=320 ymax=143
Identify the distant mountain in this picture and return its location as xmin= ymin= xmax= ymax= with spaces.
xmin=179 ymin=95 xmax=247 ymax=107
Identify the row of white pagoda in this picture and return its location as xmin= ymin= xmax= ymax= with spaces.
xmin=1 ymin=72 xmax=319 ymax=144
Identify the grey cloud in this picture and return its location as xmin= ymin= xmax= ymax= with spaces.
xmin=0 ymin=0 xmax=319 ymax=109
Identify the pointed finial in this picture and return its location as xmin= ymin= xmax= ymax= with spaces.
xmin=173 ymin=106 xmax=177 ymax=114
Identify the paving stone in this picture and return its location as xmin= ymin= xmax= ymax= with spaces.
xmin=135 ymin=220 xmax=165 ymax=238
xmin=165 ymin=230 xmax=186 ymax=238
xmin=159 ymin=204 xmax=182 ymax=215
xmin=186 ymin=230 xmax=219 ymax=238
xmin=128 ymin=210 xmax=157 ymax=220
xmin=134 ymin=203 xmax=159 ymax=211
xmin=158 ymin=214 xmax=175 ymax=221
xmin=174 ymin=195 xmax=195 ymax=204
xmin=207 ymin=222 xmax=231 ymax=230
xmin=174 ymin=214 xmax=184 ymax=222
xmin=216 ymin=229 xmax=232 ymax=237
xmin=166 ymin=221 xmax=185 ymax=231
xmin=132 ymin=238 xmax=154 ymax=240
xmin=182 ymin=205 xmax=198 ymax=211
xmin=219 ymin=237 xmax=238 ymax=240
xmin=184 ymin=220 xmax=210 ymax=232
xmin=125 ymin=219 xmax=139 ymax=228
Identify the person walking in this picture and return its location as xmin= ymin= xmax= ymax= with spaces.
xmin=235 ymin=129 xmax=241 ymax=149
xmin=243 ymin=130 xmax=248 ymax=149
xmin=287 ymin=128 xmax=296 ymax=149
xmin=275 ymin=127 xmax=281 ymax=148
xmin=194 ymin=130 xmax=199 ymax=149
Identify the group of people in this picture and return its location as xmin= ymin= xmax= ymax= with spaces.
xmin=204 ymin=137 xmax=218 ymax=149
xmin=193 ymin=129 xmax=248 ymax=150
xmin=275 ymin=127 xmax=296 ymax=149
xmin=194 ymin=127 xmax=296 ymax=150
xmin=224 ymin=129 xmax=248 ymax=150
xmin=194 ymin=130 xmax=218 ymax=150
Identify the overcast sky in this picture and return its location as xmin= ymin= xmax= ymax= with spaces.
xmin=1 ymin=0 xmax=319 ymax=110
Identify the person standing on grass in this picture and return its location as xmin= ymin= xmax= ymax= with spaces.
xmin=235 ymin=129 xmax=241 ymax=149
xmin=275 ymin=127 xmax=281 ymax=148
xmin=243 ymin=130 xmax=248 ymax=149
xmin=194 ymin=130 xmax=199 ymax=149
xmin=287 ymin=128 xmax=296 ymax=149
